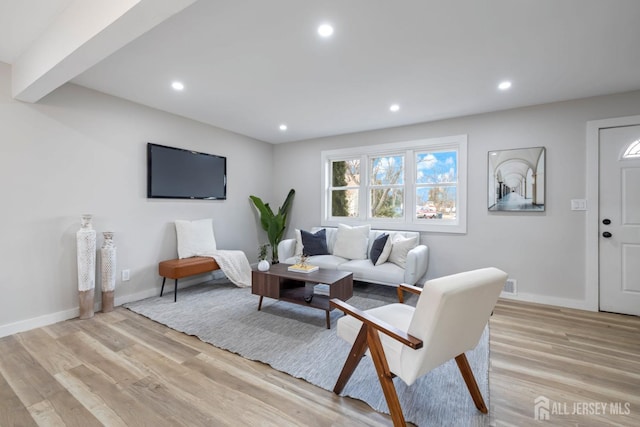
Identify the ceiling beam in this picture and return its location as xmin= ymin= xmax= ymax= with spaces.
xmin=12 ymin=0 xmax=196 ymax=102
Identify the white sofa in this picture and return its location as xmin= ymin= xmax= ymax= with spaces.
xmin=277 ymin=226 xmax=429 ymax=287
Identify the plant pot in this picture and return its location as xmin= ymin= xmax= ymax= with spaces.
xmin=258 ymin=260 xmax=270 ymax=271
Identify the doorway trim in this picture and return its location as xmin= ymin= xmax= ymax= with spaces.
xmin=586 ymin=114 xmax=640 ymax=312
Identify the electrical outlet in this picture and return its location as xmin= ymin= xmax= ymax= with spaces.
xmin=122 ymin=269 xmax=130 ymax=281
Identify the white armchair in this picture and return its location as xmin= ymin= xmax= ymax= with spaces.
xmin=330 ymin=267 xmax=508 ymax=426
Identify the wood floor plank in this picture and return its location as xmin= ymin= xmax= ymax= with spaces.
xmin=76 ymin=315 xmax=138 ymax=352
xmin=0 ymin=366 xmax=37 ymax=427
xmin=66 ymin=364 xmax=177 ymax=426
xmin=54 ymin=370 xmax=128 ymax=427
xmin=0 ymin=335 xmax=103 ymax=426
xmin=117 ymin=344 xmax=245 ymax=426
xmin=109 ymin=318 xmax=200 ymax=363
xmin=41 ymin=387 xmax=103 ymax=427
xmin=27 ymin=399 xmax=66 ymax=426
xmin=187 ymin=352 xmax=339 ymax=427
xmin=126 ymin=375 xmax=218 ymax=427
xmin=0 ymin=335 xmax=65 ymax=406
xmin=15 ymin=328 xmax=83 ymax=375
xmin=57 ymin=330 xmax=147 ymax=387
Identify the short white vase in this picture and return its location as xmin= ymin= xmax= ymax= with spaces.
xmin=258 ymin=260 xmax=270 ymax=271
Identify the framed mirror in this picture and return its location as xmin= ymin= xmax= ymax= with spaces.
xmin=488 ymin=147 xmax=545 ymax=211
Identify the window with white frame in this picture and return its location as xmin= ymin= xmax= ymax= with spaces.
xmin=321 ymin=135 xmax=467 ymax=233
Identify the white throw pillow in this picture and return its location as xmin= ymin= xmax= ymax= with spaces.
xmin=175 ymin=219 xmax=217 ymax=259
xmin=388 ymin=234 xmax=418 ymax=268
xmin=375 ymin=235 xmax=393 ymax=266
xmin=294 ymin=229 xmax=303 ymax=257
xmin=332 ymin=224 xmax=370 ymax=260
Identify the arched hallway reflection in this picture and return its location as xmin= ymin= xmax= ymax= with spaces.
xmin=490 ymin=191 xmax=544 ymax=211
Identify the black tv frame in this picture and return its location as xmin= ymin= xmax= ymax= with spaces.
xmin=147 ymin=143 xmax=227 ymax=200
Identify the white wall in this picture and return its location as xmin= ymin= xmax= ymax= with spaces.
xmin=273 ymin=90 xmax=640 ymax=309
xmin=0 ymin=62 xmax=273 ymax=336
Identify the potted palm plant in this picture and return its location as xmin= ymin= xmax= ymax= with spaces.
xmin=249 ymin=189 xmax=295 ymax=264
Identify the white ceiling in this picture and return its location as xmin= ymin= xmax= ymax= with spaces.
xmin=2 ymin=0 xmax=640 ymax=144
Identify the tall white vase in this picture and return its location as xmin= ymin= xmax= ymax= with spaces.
xmin=100 ymin=231 xmax=116 ymax=313
xmin=77 ymin=214 xmax=96 ymax=319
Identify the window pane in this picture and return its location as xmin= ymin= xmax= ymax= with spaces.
xmin=332 ymin=160 xmax=360 ymax=186
xmin=623 ymin=139 xmax=640 ymax=158
xmin=370 ymin=156 xmax=404 ymax=185
xmin=416 ymin=186 xmax=456 ymax=220
xmin=331 ymin=189 xmax=359 ymax=217
xmin=371 ymin=188 xmax=404 ymax=218
xmin=416 ymin=151 xmax=457 ymax=184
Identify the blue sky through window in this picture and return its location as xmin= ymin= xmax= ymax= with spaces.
xmin=416 ymin=151 xmax=457 ymax=184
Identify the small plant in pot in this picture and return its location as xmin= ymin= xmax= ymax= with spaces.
xmin=257 ymin=244 xmax=270 ymax=271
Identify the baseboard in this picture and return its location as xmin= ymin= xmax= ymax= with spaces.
xmin=499 ymin=292 xmax=595 ymax=312
xmin=0 ymin=288 xmax=163 ymax=338
xmin=0 ymin=274 xmax=222 ymax=338
xmin=0 ymin=307 xmax=81 ymax=338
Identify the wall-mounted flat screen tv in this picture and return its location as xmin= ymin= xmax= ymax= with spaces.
xmin=147 ymin=143 xmax=226 ymax=200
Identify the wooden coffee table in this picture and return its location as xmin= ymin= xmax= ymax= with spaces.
xmin=251 ymin=263 xmax=353 ymax=329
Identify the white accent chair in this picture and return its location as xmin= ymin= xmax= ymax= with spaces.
xmin=330 ymin=267 xmax=508 ymax=426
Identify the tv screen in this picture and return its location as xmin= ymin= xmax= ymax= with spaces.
xmin=147 ymin=143 xmax=226 ymax=200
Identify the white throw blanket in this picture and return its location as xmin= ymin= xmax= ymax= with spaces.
xmin=203 ymin=249 xmax=252 ymax=288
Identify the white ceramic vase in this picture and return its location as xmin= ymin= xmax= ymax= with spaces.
xmin=77 ymin=214 xmax=96 ymax=319
xmin=258 ymin=259 xmax=270 ymax=271
xmin=101 ymin=231 xmax=116 ymax=312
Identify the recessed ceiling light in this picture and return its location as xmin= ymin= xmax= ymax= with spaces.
xmin=279 ymin=124 xmax=287 ymax=131
xmin=318 ymin=24 xmax=334 ymax=37
xmin=498 ymin=81 xmax=512 ymax=90
xmin=389 ymin=104 xmax=400 ymax=112
xmin=171 ymin=81 xmax=184 ymax=91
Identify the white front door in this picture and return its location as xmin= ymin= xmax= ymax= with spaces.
xmin=599 ymin=124 xmax=640 ymax=316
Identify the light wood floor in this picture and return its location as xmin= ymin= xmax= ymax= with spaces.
xmin=0 ymin=299 xmax=638 ymax=426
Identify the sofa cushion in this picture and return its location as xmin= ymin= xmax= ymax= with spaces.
xmin=338 ymin=259 xmax=405 ymax=285
xmin=301 ymin=229 xmax=329 ymax=256
xmin=311 ymin=226 xmax=338 ymax=254
xmin=333 ymin=224 xmax=370 ymax=260
xmin=388 ymin=234 xmax=418 ymax=268
xmin=294 ymin=229 xmax=303 ymax=257
xmin=370 ymin=233 xmax=390 ymax=265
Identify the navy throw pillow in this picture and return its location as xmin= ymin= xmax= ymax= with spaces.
xmin=370 ymin=233 xmax=389 ymax=265
xmin=301 ymin=229 xmax=329 ymax=256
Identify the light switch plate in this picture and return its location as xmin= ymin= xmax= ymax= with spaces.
xmin=571 ymin=199 xmax=587 ymax=211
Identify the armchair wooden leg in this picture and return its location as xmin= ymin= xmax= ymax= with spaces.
xmin=367 ymin=327 xmax=406 ymax=427
xmin=455 ymin=353 xmax=488 ymax=413
xmin=333 ymin=324 xmax=369 ymax=394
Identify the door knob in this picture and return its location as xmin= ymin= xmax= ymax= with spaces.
xmin=603 ymin=232 xmax=612 ymax=238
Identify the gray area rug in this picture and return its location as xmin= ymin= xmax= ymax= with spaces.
xmin=125 ymin=281 xmax=488 ymax=426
